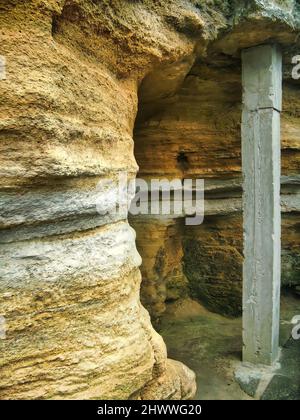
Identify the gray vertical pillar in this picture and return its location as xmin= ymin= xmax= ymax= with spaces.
xmin=242 ymin=44 xmax=282 ymax=366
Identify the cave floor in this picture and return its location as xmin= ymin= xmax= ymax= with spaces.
xmin=158 ymin=291 xmax=300 ymax=400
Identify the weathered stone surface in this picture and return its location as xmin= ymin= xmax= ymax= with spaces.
xmin=182 ymin=215 xmax=243 ymax=317
xmin=132 ymin=218 xmax=188 ymax=320
xmin=132 ymin=5 xmax=300 ymax=320
xmin=134 ymin=211 xmax=299 ymax=319
xmin=131 ymin=359 xmax=197 ymax=400
xmin=0 ymin=0 xmax=299 ymax=400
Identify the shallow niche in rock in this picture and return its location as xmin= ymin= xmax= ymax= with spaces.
xmin=176 ymin=151 xmax=190 ymax=171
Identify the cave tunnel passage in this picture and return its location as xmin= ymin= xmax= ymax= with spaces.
xmin=130 ymin=54 xmax=246 ymax=321
xmin=130 ymin=52 xmax=300 ymax=323
xmin=129 ymin=51 xmax=300 ymax=398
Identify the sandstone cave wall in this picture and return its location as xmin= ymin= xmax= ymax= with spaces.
xmin=0 ymin=0 xmax=299 ymax=400
xmin=0 ymin=0 xmax=201 ymax=400
xmin=131 ymin=21 xmax=300 ymax=319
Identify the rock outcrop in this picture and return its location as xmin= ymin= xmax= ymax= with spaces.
xmin=0 ymin=0 xmax=299 ymax=399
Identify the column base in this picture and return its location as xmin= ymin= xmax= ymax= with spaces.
xmin=234 ymin=351 xmax=281 ymax=398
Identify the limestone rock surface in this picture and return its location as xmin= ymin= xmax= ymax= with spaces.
xmin=0 ymin=0 xmax=300 ymax=399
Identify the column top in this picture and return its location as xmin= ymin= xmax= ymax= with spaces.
xmin=242 ymin=44 xmax=282 ymax=112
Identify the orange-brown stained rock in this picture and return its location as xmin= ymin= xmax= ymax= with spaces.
xmin=0 ymin=0 xmax=299 ymax=401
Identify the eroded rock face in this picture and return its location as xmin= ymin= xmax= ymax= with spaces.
xmin=133 ymin=218 xmax=188 ymax=320
xmin=0 ymin=0 xmax=299 ymax=399
xmin=131 ymin=2 xmax=300 ymax=319
xmin=0 ymin=0 xmax=199 ymax=400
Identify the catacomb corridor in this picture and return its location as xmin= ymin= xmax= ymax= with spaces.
xmin=0 ymin=0 xmax=300 ymax=402
xmin=130 ymin=44 xmax=300 ymax=399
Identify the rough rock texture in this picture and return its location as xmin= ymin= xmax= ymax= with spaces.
xmin=133 ymin=218 xmax=188 ymax=320
xmin=0 ymin=0 xmax=199 ymax=400
xmin=131 ymin=1 xmax=300 ymax=319
xmin=0 ymin=0 xmax=299 ymax=399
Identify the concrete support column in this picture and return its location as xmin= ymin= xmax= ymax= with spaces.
xmin=242 ymin=44 xmax=282 ymax=366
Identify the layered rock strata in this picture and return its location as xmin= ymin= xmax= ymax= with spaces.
xmin=0 ymin=0 xmax=299 ymax=399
